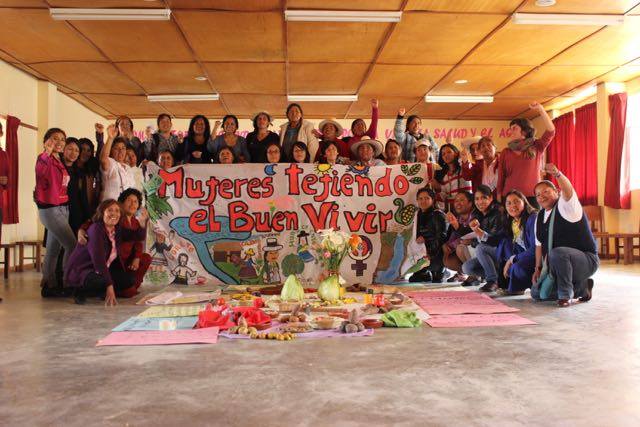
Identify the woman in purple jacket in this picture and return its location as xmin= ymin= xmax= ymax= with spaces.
xmin=64 ymin=199 xmax=148 ymax=306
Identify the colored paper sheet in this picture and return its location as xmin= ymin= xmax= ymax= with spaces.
xmin=138 ymin=304 xmax=206 ymax=318
xmin=112 ymin=316 xmax=198 ymax=332
xmin=406 ymin=291 xmax=520 ymax=315
xmin=144 ymin=291 xmax=218 ymax=305
xmin=96 ymin=327 xmax=219 ymax=346
xmin=426 ymin=314 xmax=537 ymax=328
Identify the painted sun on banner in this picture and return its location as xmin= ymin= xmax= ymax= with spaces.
xmin=143 ymin=162 xmax=429 ymax=287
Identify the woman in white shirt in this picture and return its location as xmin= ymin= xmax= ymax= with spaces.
xmin=100 ymin=124 xmax=136 ymax=201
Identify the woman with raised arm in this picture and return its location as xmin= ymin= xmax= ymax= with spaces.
xmin=496 ymin=102 xmax=555 ymax=207
xmin=99 ymin=124 xmax=136 ymax=201
xmin=35 ymin=128 xmax=77 ymax=295
xmin=394 ymin=107 xmax=438 ymax=162
xmin=531 ymin=164 xmax=598 ymax=307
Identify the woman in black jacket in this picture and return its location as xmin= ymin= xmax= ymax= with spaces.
xmin=409 ymin=187 xmax=448 ymax=283
xmin=462 ymin=184 xmax=504 ymax=289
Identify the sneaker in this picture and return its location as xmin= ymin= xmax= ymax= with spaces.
xmin=409 ymin=270 xmax=433 ymax=283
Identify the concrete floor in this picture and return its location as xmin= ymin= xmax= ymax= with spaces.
xmin=1 ymin=262 xmax=640 ymax=427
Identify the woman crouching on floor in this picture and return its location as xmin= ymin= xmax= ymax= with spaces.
xmin=64 ymin=199 xmax=148 ymax=305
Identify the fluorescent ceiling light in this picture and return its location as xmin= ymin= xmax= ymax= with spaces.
xmin=425 ymin=95 xmax=493 ymax=103
xmin=512 ymin=13 xmax=624 ymax=26
xmin=454 ymin=79 xmax=468 ymax=84
xmin=285 ymin=10 xmax=402 ymax=23
xmin=50 ymin=8 xmax=171 ymax=21
xmin=547 ymin=85 xmax=597 ymax=110
xmin=287 ymin=95 xmax=358 ymax=102
xmin=148 ymin=94 xmax=219 ymax=102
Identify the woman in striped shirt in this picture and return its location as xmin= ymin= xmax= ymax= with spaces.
xmin=431 ymin=143 xmax=472 ymax=211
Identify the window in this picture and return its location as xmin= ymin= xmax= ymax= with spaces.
xmin=626 ymin=93 xmax=640 ymax=191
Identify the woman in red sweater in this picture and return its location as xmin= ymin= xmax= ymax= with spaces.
xmin=35 ymin=128 xmax=77 ymax=295
xmin=496 ymin=102 xmax=555 ymax=207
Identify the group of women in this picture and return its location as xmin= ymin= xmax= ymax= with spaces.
xmin=33 ymin=99 xmax=598 ymax=307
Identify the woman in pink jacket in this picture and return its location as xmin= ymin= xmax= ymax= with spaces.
xmin=35 ymin=128 xmax=77 ymax=296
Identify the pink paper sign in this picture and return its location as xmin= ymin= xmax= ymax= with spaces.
xmin=96 ymin=327 xmax=219 ymax=347
xmin=426 ymin=314 xmax=537 ymax=328
xmin=406 ymin=291 xmax=520 ymax=315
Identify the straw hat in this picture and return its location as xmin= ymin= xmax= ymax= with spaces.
xmin=318 ymin=118 xmax=344 ymax=136
xmin=350 ymin=136 xmax=384 ymax=157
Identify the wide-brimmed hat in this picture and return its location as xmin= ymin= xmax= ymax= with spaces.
xmin=263 ymin=237 xmax=283 ymax=252
xmin=318 ymin=118 xmax=344 ymax=137
xmin=414 ymin=139 xmax=434 ymax=151
xmin=252 ymin=111 xmax=272 ymax=123
xmin=350 ymin=136 xmax=383 ymax=157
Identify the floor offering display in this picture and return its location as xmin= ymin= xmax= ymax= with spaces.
xmin=95 ymin=280 xmax=538 ymax=347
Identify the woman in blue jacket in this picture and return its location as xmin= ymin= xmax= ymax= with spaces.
xmin=496 ymin=189 xmax=538 ymax=295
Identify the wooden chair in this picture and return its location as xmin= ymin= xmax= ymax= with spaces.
xmin=583 ymin=205 xmax=610 ymax=259
xmin=16 ymin=240 xmax=43 ymax=272
xmin=0 ymin=243 xmax=15 ymax=279
xmin=613 ymin=220 xmax=640 ymax=265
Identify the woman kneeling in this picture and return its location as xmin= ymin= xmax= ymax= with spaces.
xmin=64 ymin=199 xmax=147 ymax=305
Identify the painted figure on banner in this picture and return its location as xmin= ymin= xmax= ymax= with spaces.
xmin=171 ymin=253 xmax=197 ymax=285
xmin=262 ymin=237 xmax=283 ymax=284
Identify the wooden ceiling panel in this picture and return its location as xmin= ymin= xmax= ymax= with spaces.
xmin=548 ymin=18 xmax=640 ymax=66
xmin=169 ymin=0 xmax=281 ymax=10
xmin=70 ymin=20 xmax=193 ymax=62
xmin=0 ymin=0 xmax=45 ymax=6
xmin=287 ymin=0 xmax=403 ymax=10
xmin=203 ymin=63 xmax=285 ymax=94
xmin=413 ymin=102 xmax=478 ymax=119
xmin=430 ymin=65 xmax=531 ymax=95
xmin=0 ymin=50 xmax=17 ymax=63
xmin=84 ymin=94 xmax=168 ymax=117
xmin=47 ymin=1 xmax=164 ymax=6
xmin=175 ymin=11 xmax=284 ymax=62
xmin=8 ymin=62 xmax=47 ymax=80
xmin=360 ymin=65 xmax=451 ymax=97
xmin=116 ymin=62 xmax=211 ymax=94
xmin=406 ymin=0 xmax=522 ymax=13
xmin=288 ymin=22 xmax=389 ymax=63
xmin=499 ymin=65 xmax=613 ymax=97
xmin=520 ymin=0 xmax=639 ymax=14
xmin=159 ymin=101 xmax=228 ymax=118
xmin=31 ymin=62 xmax=143 ymax=94
xmin=0 ymin=9 xmax=103 ymax=62
xmin=289 ymin=63 xmax=368 ymax=95
xmin=347 ymin=96 xmax=421 ymax=118
xmin=464 ymin=22 xmax=601 ymax=65
xmin=65 ymin=93 xmax=114 ymax=118
xmin=379 ymin=13 xmax=504 ymax=64
xmin=597 ymin=61 xmax=640 ymax=83
xmin=460 ymin=97 xmax=553 ymax=118
xmin=221 ymin=94 xmax=288 ymax=118
xmin=294 ymin=102 xmax=350 ymax=119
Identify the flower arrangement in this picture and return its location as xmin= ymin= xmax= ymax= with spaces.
xmin=314 ymin=229 xmax=361 ymax=301
xmin=314 ymin=229 xmax=362 ymax=274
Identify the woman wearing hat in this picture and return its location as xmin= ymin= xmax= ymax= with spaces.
xmin=343 ymin=98 xmax=379 ymax=160
xmin=246 ymin=111 xmax=280 ymax=163
xmin=279 ymin=103 xmax=318 ymax=162
xmin=314 ymin=118 xmax=349 ymax=163
xmin=351 ymin=137 xmax=386 ymax=167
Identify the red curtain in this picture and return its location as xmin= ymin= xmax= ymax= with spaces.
xmin=2 ymin=115 xmax=19 ymax=224
xmin=604 ymin=93 xmax=630 ymax=209
xmin=549 ymin=111 xmax=575 ymax=183
xmin=573 ymin=102 xmax=598 ymax=205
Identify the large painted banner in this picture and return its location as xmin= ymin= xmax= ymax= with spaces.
xmin=143 ymin=162 xmax=428 ymax=287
